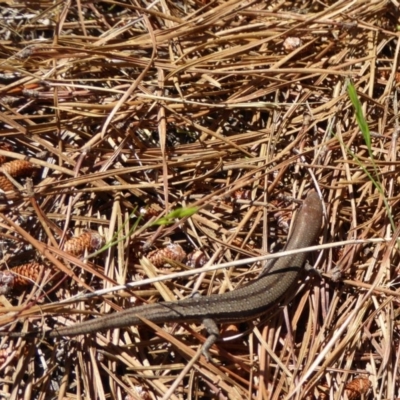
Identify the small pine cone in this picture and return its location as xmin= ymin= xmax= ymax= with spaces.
xmin=63 ymin=231 xmax=105 ymax=257
xmin=283 ymin=37 xmax=303 ymax=51
xmin=0 ymin=142 xmax=13 ymax=165
xmin=0 ymin=175 xmax=14 ymax=191
xmin=139 ymin=203 xmax=163 ymax=219
xmin=9 ymin=262 xmax=49 ymax=287
xmin=345 ymin=375 xmax=371 ymax=400
xmin=0 ymin=159 xmax=38 ymax=177
xmin=233 ymin=189 xmax=252 ymax=200
xmin=187 ymin=250 xmax=208 ymax=268
xmin=0 ymin=270 xmax=15 ymax=294
xmin=147 ymin=243 xmax=187 ymax=267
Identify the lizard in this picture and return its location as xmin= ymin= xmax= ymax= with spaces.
xmin=0 ymin=190 xmax=323 ymax=359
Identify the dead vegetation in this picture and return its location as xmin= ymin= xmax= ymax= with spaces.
xmin=0 ymin=0 xmax=399 ymax=398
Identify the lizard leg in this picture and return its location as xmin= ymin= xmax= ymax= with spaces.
xmin=201 ymin=317 xmax=219 ymax=361
xmin=191 ymin=292 xmax=219 ymax=361
xmin=304 ymin=260 xmax=322 ymax=277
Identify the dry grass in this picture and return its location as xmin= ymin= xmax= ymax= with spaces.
xmin=0 ymin=0 xmax=399 ymax=398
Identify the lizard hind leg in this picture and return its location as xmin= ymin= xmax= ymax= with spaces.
xmin=191 ymin=292 xmax=219 ymax=361
xmin=201 ymin=317 xmax=219 ymax=362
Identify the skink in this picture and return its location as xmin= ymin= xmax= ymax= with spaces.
xmin=0 ymin=191 xmax=323 ymax=357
